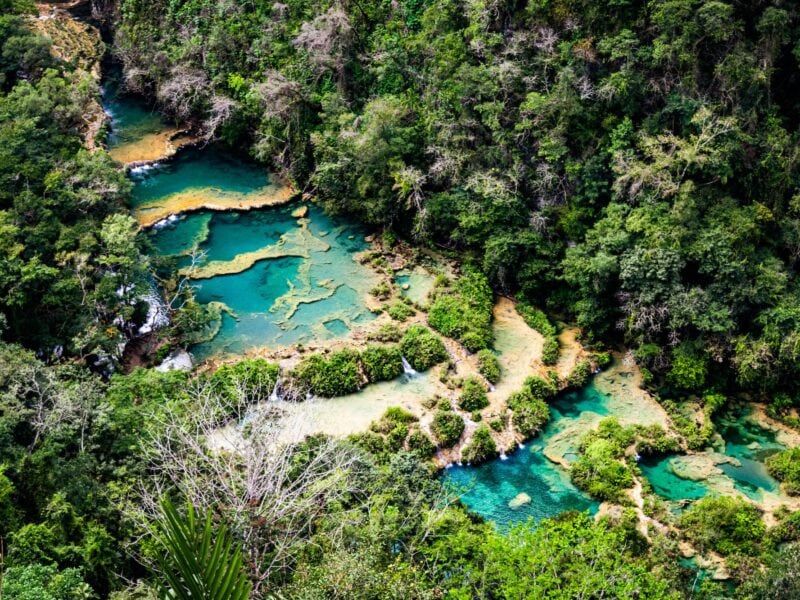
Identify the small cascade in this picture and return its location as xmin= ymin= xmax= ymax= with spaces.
xmin=518 ymin=442 xmax=526 ymax=450
xmin=500 ymin=450 xmax=508 ymax=460
xmin=488 ymin=383 xmax=496 ymax=393
xmin=401 ymin=356 xmax=417 ymax=376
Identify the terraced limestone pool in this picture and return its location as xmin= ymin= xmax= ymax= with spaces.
xmin=443 ymin=384 xmax=612 ymax=527
xmin=640 ymin=405 xmax=785 ymax=506
xmin=107 ymin=92 xmax=380 ymax=360
xmin=140 ymin=159 xmax=379 ymax=360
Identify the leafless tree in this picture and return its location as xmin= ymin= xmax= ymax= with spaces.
xmin=157 ymin=66 xmax=210 ymax=120
xmin=292 ymin=6 xmax=353 ymax=83
xmin=203 ymin=94 xmax=238 ymax=140
xmin=136 ymin=378 xmax=369 ymax=597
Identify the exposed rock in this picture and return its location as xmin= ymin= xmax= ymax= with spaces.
xmin=156 ymin=350 xmax=193 ymax=372
xmin=402 ymin=283 xmax=410 ymax=290
xmin=508 ymin=492 xmax=531 ymax=510
xmin=291 ymin=205 xmax=309 ymax=218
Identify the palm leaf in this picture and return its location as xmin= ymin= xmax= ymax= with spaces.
xmin=152 ymin=499 xmax=251 ymax=600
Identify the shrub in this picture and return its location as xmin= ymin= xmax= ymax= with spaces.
xmin=489 ymin=417 xmax=505 ymax=432
xmin=679 ymin=497 xmax=765 ymax=556
xmin=512 ymin=398 xmax=550 ymax=438
xmin=461 ymin=424 xmax=497 ymax=463
xmin=593 ymin=351 xmax=612 ymax=369
xmin=209 ymin=358 xmax=280 ymax=416
xmin=292 ymin=349 xmax=361 ymax=397
xmin=387 ymin=301 xmax=415 ymax=321
xmin=368 ymin=322 xmax=402 ymax=342
xmin=542 ymin=336 xmax=560 ymax=366
xmin=523 ymin=376 xmax=557 ymax=401
xmin=476 ymin=349 xmax=501 ymax=383
xmin=349 ymin=431 xmax=388 ymax=456
xmin=570 ymin=418 xmax=635 ymax=502
xmin=566 ymin=360 xmax=592 ymax=388
xmin=633 ymin=424 xmax=679 ymax=455
xmin=428 ymin=270 xmax=493 ymax=352
xmin=371 ymin=406 xmax=417 ymax=434
xmin=407 ymin=429 xmax=436 ymax=457
xmin=432 ymin=410 xmax=465 ymax=447
xmin=370 ymin=281 xmax=391 ymax=299
xmin=459 ymin=377 xmax=489 ymax=411
xmin=666 ymin=343 xmax=708 ymax=392
xmin=400 ymin=325 xmax=448 ymax=371
xmin=361 ymin=344 xmax=403 ymax=382
xmin=516 ymin=302 xmax=556 ymax=337
xmin=767 ymin=448 xmax=800 ymax=495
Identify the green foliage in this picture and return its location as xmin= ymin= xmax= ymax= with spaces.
xmin=476 ymin=349 xmax=500 ymax=383
xmin=461 ymin=424 xmax=496 ymax=464
xmin=1 ymin=564 xmax=93 ymax=600
xmin=507 ymin=387 xmax=550 ymax=438
xmin=428 ymin=270 xmax=493 ymax=352
xmin=209 ymin=358 xmax=279 ymax=405
xmin=399 ymin=325 xmax=448 ymax=371
xmin=766 ymin=448 xmax=800 ymax=495
xmin=387 ymin=300 xmax=415 ymax=321
xmin=633 ymin=424 xmax=679 ymax=456
xmin=292 ymin=349 xmax=362 ymax=397
xmin=566 ymin=359 xmax=593 ymax=388
xmin=522 ymin=375 xmax=557 ymax=401
xmin=151 ymin=500 xmax=251 ymax=600
xmin=571 ymin=418 xmax=635 ymax=502
xmin=407 ymin=429 xmax=436 ymax=458
xmin=736 ymin=543 xmax=800 ymax=600
xmin=456 ymin=512 xmax=678 ymax=599
xmin=679 ymin=497 xmax=766 ymax=556
xmin=667 ymin=343 xmax=709 ymax=392
xmin=541 ymin=336 xmax=560 ymax=366
xmin=458 ymin=377 xmax=488 ymax=411
xmin=431 ymin=409 xmax=464 ymax=447
xmin=367 ymin=322 xmax=402 ymax=342
xmin=361 ymin=344 xmax=403 ymax=383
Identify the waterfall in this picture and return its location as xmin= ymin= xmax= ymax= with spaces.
xmin=518 ymin=442 xmax=525 ymax=450
xmin=269 ymin=382 xmax=281 ymax=402
xmin=401 ymin=356 xmax=417 ymax=376
xmin=500 ymin=451 xmax=508 ymax=460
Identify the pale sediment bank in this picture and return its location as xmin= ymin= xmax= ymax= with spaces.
xmin=110 ymin=128 xmax=201 ymax=167
xmin=136 ymin=184 xmax=295 ymax=228
xmin=179 ymin=244 xmax=306 ymax=279
xmin=179 ymin=219 xmax=330 ymax=279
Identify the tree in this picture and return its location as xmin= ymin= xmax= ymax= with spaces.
xmin=150 ymin=499 xmax=251 ymax=600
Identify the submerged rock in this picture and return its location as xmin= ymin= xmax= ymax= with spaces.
xmin=508 ymin=492 xmax=531 ymax=509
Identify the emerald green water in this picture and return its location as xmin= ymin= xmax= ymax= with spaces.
xmin=444 ymin=383 xmax=786 ymax=527
xmin=443 ymin=384 xmax=607 ymax=527
xmin=146 ymin=194 xmax=378 ymax=359
xmin=103 ymin=78 xmax=167 ymax=148
xmin=640 ymin=405 xmax=783 ymax=504
xmin=106 ymin=90 xmax=379 ymax=359
xmin=130 ymin=148 xmax=273 ymax=208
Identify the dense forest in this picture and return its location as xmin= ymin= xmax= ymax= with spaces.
xmin=1 ymin=0 xmax=800 ymax=597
